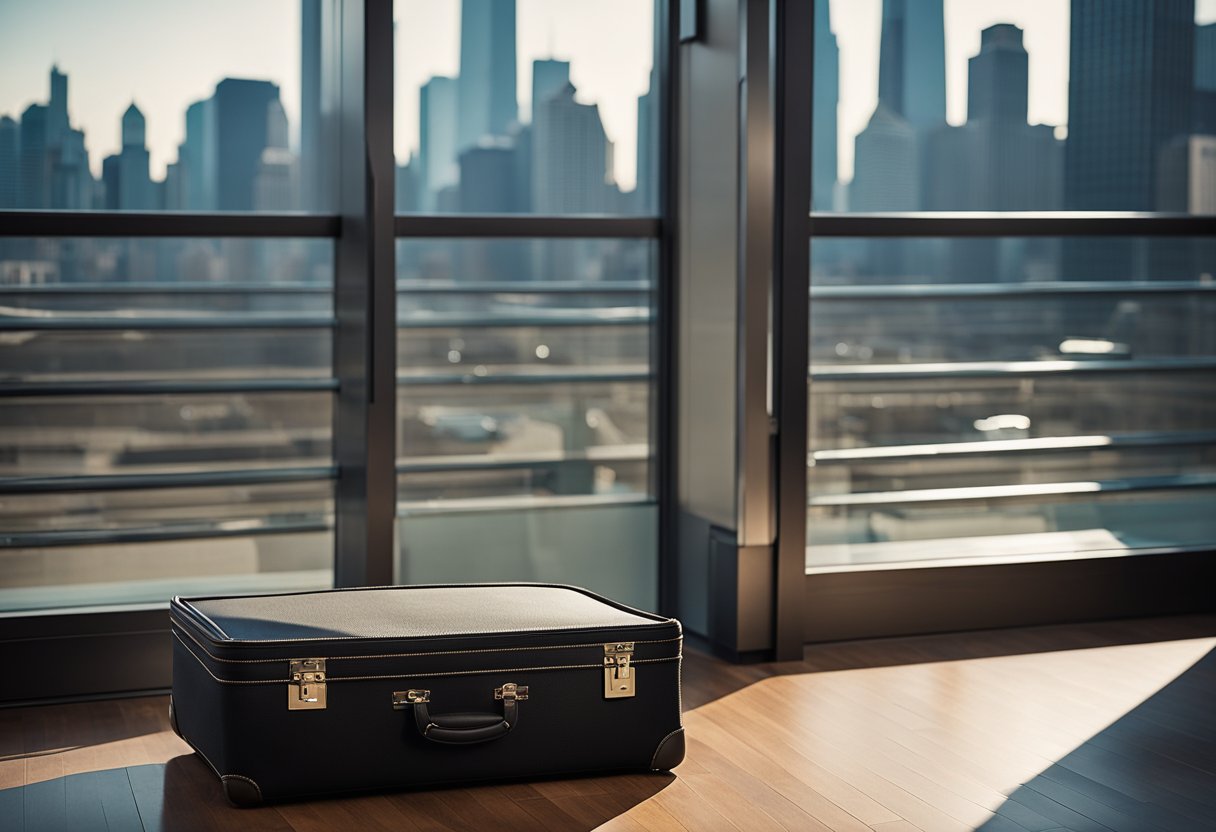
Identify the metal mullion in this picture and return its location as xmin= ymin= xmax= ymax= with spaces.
xmin=0 ymin=210 xmax=339 ymax=238
xmin=332 ymin=0 xmax=396 ymax=588
xmin=394 ymin=214 xmax=660 ymax=238
xmin=771 ymin=0 xmax=811 ymax=661
xmin=396 ymin=280 xmax=653 ymax=294
xmin=810 ymin=281 xmax=1216 ymax=300
xmin=810 ymin=357 xmax=1216 ymax=381
xmin=1 ymin=520 xmax=332 ymax=550
xmin=808 ymin=211 xmax=1216 ymax=238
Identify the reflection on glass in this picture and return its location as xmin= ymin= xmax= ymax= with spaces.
xmin=393 ymin=0 xmax=658 ymax=214
xmin=815 ymin=1 xmax=1212 ymax=215
xmin=807 ymin=237 xmax=1216 ymax=569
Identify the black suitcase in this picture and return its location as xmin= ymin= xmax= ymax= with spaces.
xmin=169 ymin=583 xmax=685 ymax=806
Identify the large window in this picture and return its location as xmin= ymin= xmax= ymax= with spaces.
xmin=0 ymin=1 xmax=665 ymax=621
xmin=391 ymin=1 xmax=662 ymax=608
xmin=807 ymin=0 xmax=1216 ymax=570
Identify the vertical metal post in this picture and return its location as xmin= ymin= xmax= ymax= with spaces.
xmin=771 ymin=0 xmax=811 ymax=659
xmin=333 ymin=0 xmax=397 ymax=587
xmin=657 ymin=0 xmax=681 ymax=616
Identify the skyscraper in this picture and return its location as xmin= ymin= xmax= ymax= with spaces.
xmin=849 ymin=103 xmax=918 ymax=212
xmin=419 ymin=76 xmax=460 ymax=209
xmin=1065 ymin=0 xmax=1194 ymax=212
xmin=812 ymin=0 xmax=839 ymax=211
xmin=1196 ymin=23 xmax=1216 ymax=135
xmin=532 ymin=82 xmax=614 ymax=214
xmin=0 ymin=116 xmax=17 ymax=208
xmin=301 ymin=0 xmax=323 ymax=210
xmin=1065 ymin=0 xmax=1195 ymax=279
xmin=214 ymin=78 xmax=282 ymax=211
xmin=181 ymin=99 xmax=217 ymax=211
xmin=117 ymin=102 xmax=153 ymax=210
xmin=18 ymin=104 xmax=49 ymax=208
xmin=48 ymin=66 xmax=69 ymax=146
xmin=968 ymin=23 xmax=1027 ymax=123
xmin=457 ymin=0 xmax=518 ymax=150
xmin=255 ymin=99 xmax=297 ymax=210
xmin=877 ymin=0 xmax=946 ymax=130
xmin=532 ymin=59 xmax=571 ymax=112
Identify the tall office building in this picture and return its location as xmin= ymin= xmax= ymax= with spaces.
xmin=419 ymin=76 xmax=460 ymax=209
xmin=301 ymin=0 xmax=323 ymax=210
xmin=457 ymin=0 xmax=517 ymax=150
xmin=0 ymin=116 xmax=17 ymax=208
xmin=812 ymin=0 xmax=839 ymax=211
xmin=877 ymin=0 xmax=946 ymax=131
xmin=47 ymin=66 xmax=70 ymax=146
xmin=255 ymin=99 xmax=297 ymax=211
xmin=968 ymin=23 xmax=1026 ymax=123
xmin=214 ymin=78 xmax=282 ymax=211
xmin=532 ymin=83 xmax=614 ymax=214
xmin=1065 ymin=0 xmax=1195 ymax=279
xmin=459 ymin=138 xmax=519 ymax=213
xmin=1197 ymin=23 xmax=1216 ymax=135
xmin=532 ymin=59 xmax=571 ymax=111
xmin=180 ymin=99 xmax=217 ymax=211
xmin=1066 ymin=0 xmax=1194 ymax=212
xmin=850 ymin=104 xmax=918 ymax=212
xmin=117 ymin=103 xmax=153 ymax=210
xmin=18 ymin=104 xmax=49 ymax=208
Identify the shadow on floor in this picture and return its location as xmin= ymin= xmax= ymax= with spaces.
xmin=974 ymin=646 xmax=1216 ymax=832
xmin=0 ymin=753 xmax=676 ymax=831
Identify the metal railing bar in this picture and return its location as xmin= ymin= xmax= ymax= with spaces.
xmin=0 ymin=210 xmax=340 ymax=238
xmin=0 ymin=519 xmax=332 ymax=549
xmin=397 ymin=446 xmax=649 ymax=474
xmin=397 ymin=370 xmax=651 ymax=386
xmin=397 ymin=492 xmax=655 ymax=516
xmin=0 ymin=466 xmax=338 ymax=495
xmin=0 ymin=316 xmax=336 ymax=332
xmin=810 ymin=357 xmax=1216 ymax=381
xmin=811 ymin=430 xmax=1216 ymax=464
xmin=0 ymin=283 xmax=333 ymax=295
xmin=0 ymin=378 xmax=339 ymax=397
xmin=809 ymin=472 xmax=1216 ymax=507
xmin=0 ymin=280 xmax=653 ymax=295
xmin=398 ymin=311 xmax=651 ymax=329
xmin=810 ymin=281 xmax=1216 ymax=300
xmin=395 ymin=214 xmax=661 ymax=239
xmin=808 ymin=212 xmax=1216 ymax=238
xmin=397 ymin=280 xmax=653 ymax=294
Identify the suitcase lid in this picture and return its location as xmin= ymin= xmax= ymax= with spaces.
xmin=172 ymin=583 xmax=671 ymax=645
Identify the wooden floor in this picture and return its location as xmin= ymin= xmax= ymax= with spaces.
xmin=2 ymin=615 xmax=1214 ymax=831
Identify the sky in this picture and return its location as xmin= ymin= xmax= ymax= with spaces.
xmin=1 ymin=0 xmax=1212 ymax=190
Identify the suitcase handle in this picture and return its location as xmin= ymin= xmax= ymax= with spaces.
xmin=401 ymin=683 xmax=527 ymax=745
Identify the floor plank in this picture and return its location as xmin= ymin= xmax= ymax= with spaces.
xmin=0 ymin=614 xmax=1212 ymax=831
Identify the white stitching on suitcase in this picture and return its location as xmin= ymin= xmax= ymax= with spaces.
xmin=172 ymin=620 xmax=682 ymax=664
xmin=174 ymin=631 xmax=680 ymax=685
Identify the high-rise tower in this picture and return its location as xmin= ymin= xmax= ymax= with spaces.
xmin=877 ymin=0 xmax=946 ymax=130
xmin=457 ymin=0 xmax=518 ymax=150
xmin=812 ymin=0 xmax=839 ymax=211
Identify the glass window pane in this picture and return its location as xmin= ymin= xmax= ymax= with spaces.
xmin=393 ymin=0 xmax=659 ymax=214
xmin=807 ymin=235 xmax=1216 ymax=570
xmin=0 ymin=0 xmax=328 ymax=211
xmin=395 ymin=236 xmax=657 ymax=608
xmin=814 ymin=1 xmax=1214 ymax=213
xmin=1 ymin=235 xmax=335 ymax=610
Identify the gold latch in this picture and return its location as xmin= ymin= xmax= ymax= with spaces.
xmin=495 ymin=682 xmax=529 ymax=701
xmin=391 ymin=689 xmax=430 ymax=710
xmin=288 ymin=659 xmax=327 ymax=710
xmin=604 ymin=642 xmax=635 ymax=698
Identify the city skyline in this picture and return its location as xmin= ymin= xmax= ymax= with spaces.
xmin=3 ymin=0 xmax=1215 ymax=200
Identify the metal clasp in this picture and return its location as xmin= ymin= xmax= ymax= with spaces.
xmin=288 ymin=659 xmax=327 ymax=710
xmin=495 ymin=682 xmax=529 ymax=701
xmin=391 ymin=689 xmax=431 ymax=710
xmin=604 ymin=642 xmax=635 ymax=698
